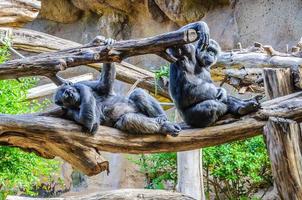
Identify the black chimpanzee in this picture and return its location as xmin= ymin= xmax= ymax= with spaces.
xmin=165 ymin=21 xmax=261 ymax=128
xmin=54 ymin=39 xmax=181 ymax=136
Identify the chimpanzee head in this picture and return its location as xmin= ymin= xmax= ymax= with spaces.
xmin=54 ymin=82 xmax=81 ymax=108
xmin=196 ymin=39 xmax=221 ymax=68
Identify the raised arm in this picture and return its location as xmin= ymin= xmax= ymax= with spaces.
xmin=97 ymin=62 xmax=116 ymax=95
xmin=163 ymin=21 xmax=210 ymax=63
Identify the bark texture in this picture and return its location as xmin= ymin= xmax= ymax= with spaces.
xmin=0 ymin=91 xmax=301 ymax=176
xmin=0 ymin=0 xmax=40 ymax=27
xmin=264 ymin=118 xmax=302 ymax=200
xmin=7 ymin=189 xmax=195 ymax=200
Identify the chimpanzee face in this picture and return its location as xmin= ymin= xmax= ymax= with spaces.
xmin=196 ymin=39 xmax=220 ymax=68
xmin=54 ymin=83 xmax=80 ymax=108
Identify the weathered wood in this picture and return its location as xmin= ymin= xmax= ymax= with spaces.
xmin=264 ymin=117 xmax=302 ymax=200
xmin=0 ymin=0 xmax=40 ymax=27
xmin=0 ymin=25 xmax=199 ymax=80
xmin=27 ymin=73 xmax=94 ymax=100
xmin=262 ymin=67 xmax=296 ymax=199
xmin=6 ymin=189 xmax=195 ymax=200
xmin=216 ymin=51 xmax=302 ymax=68
xmin=222 ymin=68 xmax=264 ymax=93
xmin=263 ymin=68 xmax=295 ymax=99
xmin=177 ymin=150 xmax=204 ymax=200
xmin=0 ymin=91 xmax=302 ymax=175
xmin=176 ymin=111 xmax=205 ymax=200
xmin=0 ymin=27 xmax=169 ymax=98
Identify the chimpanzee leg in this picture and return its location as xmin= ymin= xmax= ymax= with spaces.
xmin=226 ymin=95 xmax=261 ymax=116
xmin=114 ymin=113 xmax=180 ymax=136
xmin=128 ymin=88 xmax=167 ymax=120
xmin=182 ymin=100 xmax=228 ymax=128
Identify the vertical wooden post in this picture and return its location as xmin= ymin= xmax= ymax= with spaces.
xmin=177 ymin=150 xmax=205 ymax=200
xmin=264 ymin=117 xmax=302 ymax=199
xmin=263 ymin=68 xmax=294 ymax=99
xmin=175 ymin=110 xmax=205 ymax=200
xmin=263 ymin=68 xmax=302 ymax=199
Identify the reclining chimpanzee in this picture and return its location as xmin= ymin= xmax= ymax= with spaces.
xmin=165 ymin=21 xmax=261 ymax=128
xmin=54 ymin=39 xmax=181 ymax=136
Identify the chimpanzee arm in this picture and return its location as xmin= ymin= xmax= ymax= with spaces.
xmin=164 ymin=21 xmax=210 ymax=62
xmin=67 ymin=84 xmax=99 ymax=133
xmin=97 ymin=62 xmax=116 ymax=95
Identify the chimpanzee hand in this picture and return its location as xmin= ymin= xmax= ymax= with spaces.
xmin=216 ymin=87 xmax=228 ymax=103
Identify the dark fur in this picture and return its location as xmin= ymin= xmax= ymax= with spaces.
xmin=167 ymin=21 xmax=260 ymax=128
xmin=54 ymin=63 xmax=181 ymax=136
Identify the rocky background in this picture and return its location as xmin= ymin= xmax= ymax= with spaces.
xmin=4 ymin=0 xmax=302 ymax=196
xmin=25 ymin=0 xmax=302 ymax=69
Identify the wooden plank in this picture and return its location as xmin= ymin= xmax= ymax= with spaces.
xmin=27 ymin=73 xmax=94 ymax=100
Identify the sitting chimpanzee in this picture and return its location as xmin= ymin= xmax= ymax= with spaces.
xmin=54 ymin=39 xmax=181 ymax=136
xmin=165 ymin=21 xmax=261 ymax=128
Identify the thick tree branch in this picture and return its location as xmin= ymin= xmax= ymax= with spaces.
xmin=0 ymin=26 xmax=198 ymax=80
xmin=0 ymin=27 xmax=170 ymax=98
xmin=0 ymin=91 xmax=301 ymax=176
xmin=216 ymin=51 xmax=302 ymax=68
xmin=7 ymin=189 xmax=195 ymax=200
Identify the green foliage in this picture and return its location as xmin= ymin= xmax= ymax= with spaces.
xmin=131 ymin=153 xmax=177 ymax=189
xmin=132 ymin=136 xmax=271 ymax=199
xmin=203 ymin=136 xmax=272 ymax=199
xmin=0 ymin=41 xmax=61 ymax=199
xmin=153 ymin=65 xmax=170 ymax=95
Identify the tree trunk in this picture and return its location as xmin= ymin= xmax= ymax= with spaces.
xmin=263 ymin=68 xmax=295 ymax=99
xmin=177 ymin=150 xmax=205 ymax=200
xmin=263 ymin=68 xmax=297 ymax=199
xmin=264 ymin=117 xmax=302 ymax=200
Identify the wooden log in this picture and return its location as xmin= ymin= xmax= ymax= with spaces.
xmin=0 ymin=0 xmax=40 ymax=27
xmin=27 ymin=73 xmax=94 ymax=100
xmin=6 ymin=189 xmax=195 ymax=200
xmin=216 ymin=51 xmax=302 ymax=68
xmin=263 ymin=117 xmax=302 ymax=200
xmin=223 ymin=68 xmax=264 ymax=93
xmin=0 ymin=25 xmax=199 ymax=80
xmin=0 ymin=27 xmax=169 ymax=98
xmin=262 ymin=67 xmax=296 ymax=199
xmin=263 ymin=68 xmax=295 ymax=99
xmin=177 ymin=150 xmax=204 ymax=200
xmin=0 ymin=91 xmax=302 ymax=176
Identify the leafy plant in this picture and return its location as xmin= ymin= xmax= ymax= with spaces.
xmin=131 ymin=153 xmax=177 ymax=189
xmin=203 ymin=136 xmax=272 ymax=199
xmin=131 ymin=136 xmax=271 ymax=199
xmin=0 ymin=40 xmax=61 ymax=199
xmin=153 ymin=65 xmax=170 ymax=95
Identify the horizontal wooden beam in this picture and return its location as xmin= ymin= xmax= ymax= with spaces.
xmin=0 ymin=91 xmax=301 ymax=175
xmin=0 ymin=26 xmax=198 ymax=79
xmin=7 ymin=189 xmax=195 ymax=200
xmin=0 ymin=27 xmax=169 ymax=98
xmin=217 ymin=51 xmax=302 ymax=68
xmin=27 ymin=73 xmax=94 ymax=100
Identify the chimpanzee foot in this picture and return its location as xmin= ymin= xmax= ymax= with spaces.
xmin=160 ymin=121 xmax=181 ymax=137
xmin=238 ymin=96 xmax=262 ymax=115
